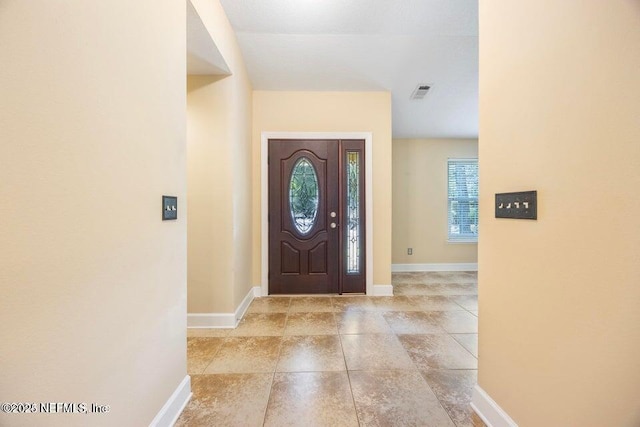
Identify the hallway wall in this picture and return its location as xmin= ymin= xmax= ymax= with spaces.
xmin=252 ymin=91 xmax=393 ymax=288
xmin=479 ymin=1 xmax=640 ymax=426
xmin=392 ymin=138 xmax=478 ymax=265
xmin=187 ymin=0 xmax=253 ymax=315
xmin=0 ymin=1 xmax=187 ymax=426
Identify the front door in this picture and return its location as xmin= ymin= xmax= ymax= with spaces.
xmin=268 ymin=139 xmax=365 ymax=294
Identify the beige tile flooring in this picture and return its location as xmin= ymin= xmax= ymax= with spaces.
xmin=177 ymin=272 xmax=485 ymax=427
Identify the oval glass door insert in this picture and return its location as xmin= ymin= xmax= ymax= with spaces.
xmin=289 ymin=157 xmax=319 ymax=235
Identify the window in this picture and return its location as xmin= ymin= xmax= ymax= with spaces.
xmin=289 ymin=157 xmax=319 ymax=235
xmin=346 ymin=151 xmax=361 ymax=274
xmin=448 ymin=159 xmax=478 ymax=242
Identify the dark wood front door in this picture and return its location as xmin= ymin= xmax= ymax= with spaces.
xmin=268 ymin=139 xmax=365 ymax=294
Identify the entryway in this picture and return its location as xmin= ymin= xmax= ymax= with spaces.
xmin=268 ymin=139 xmax=366 ymax=294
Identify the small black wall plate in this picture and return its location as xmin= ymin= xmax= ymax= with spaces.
xmin=162 ymin=196 xmax=177 ymax=220
xmin=495 ymin=191 xmax=537 ymax=220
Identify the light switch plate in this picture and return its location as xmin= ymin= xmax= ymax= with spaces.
xmin=495 ymin=191 xmax=537 ymax=220
xmin=162 ymin=196 xmax=177 ymax=220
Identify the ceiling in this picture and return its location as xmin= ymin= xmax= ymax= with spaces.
xmin=219 ymin=0 xmax=478 ymax=139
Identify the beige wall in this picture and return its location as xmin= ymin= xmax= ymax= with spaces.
xmin=0 ymin=2 xmax=186 ymax=426
xmin=479 ymin=1 xmax=640 ymax=426
xmin=187 ymin=0 xmax=253 ymax=314
xmin=393 ymin=138 xmax=478 ymax=265
xmin=252 ymin=91 xmax=393 ymax=287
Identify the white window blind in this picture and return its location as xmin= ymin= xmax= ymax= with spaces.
xmin=447 ymin=159 xmax=478 ymax=242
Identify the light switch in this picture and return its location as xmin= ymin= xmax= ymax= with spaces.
xmin=495 ymin=191 xmax=537 ymax=220
xmin=162 ymin=196 xmax=177 ymax=220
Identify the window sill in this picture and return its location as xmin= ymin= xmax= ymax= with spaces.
xmin=447 ymin=239 xmax=478 ymax=244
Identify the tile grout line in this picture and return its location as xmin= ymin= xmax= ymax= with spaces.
xmin=261 ymin=306 xmax=288 ymax=427
xmin=261 ymin=371 xmax=277 ymax=427
xmin=450 ymin=333 xmax=479 ymax=360
xmin=334 ymin=298 xmax=368 ymax=426
xmin=444 ymin=325 xmax=475 ymax=426
xmin=197 ymin=335 xmax=227 ymax=375
xmin=419 ymin=369 xmax=461 ymax=427
xmin=338 ymin=326 xmax=362 ymax=426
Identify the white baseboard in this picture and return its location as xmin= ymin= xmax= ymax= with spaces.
xmin=149 ymin=375 xmax=192 ymax=427
xmin=372 ymin=284 xmax=394 ymax=296
xmin=392 ymin=263 xmax=478 ymax=272
xmin=471 ymin=385 xmax=518 ymax=427
xmin=187 ymin=286 xmax=259 ymax=328
xmin=252 ymin=285 xmax=263 ymax=298
xmin=234 ymin=286 xmax=260 ymax=324
xmin=187 ymin=312 xmax=236 ymax=328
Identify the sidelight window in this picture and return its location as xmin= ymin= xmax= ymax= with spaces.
xmin=346 ymin=151 xmax=361 ymax=273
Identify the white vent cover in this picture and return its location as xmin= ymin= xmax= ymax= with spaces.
xmin=411 ymin=84 xmax=432 ymax=100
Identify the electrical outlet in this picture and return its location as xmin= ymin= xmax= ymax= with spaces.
xmin=407 ymin=248 xmax=413 ymax=255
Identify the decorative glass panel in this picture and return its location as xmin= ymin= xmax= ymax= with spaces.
xmin=289 ymin=157 xmax=319 ymax=235
xmin=346 ymin=151 xmax=360 ymax=273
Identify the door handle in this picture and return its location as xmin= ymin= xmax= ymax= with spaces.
xmin=330 ymin=211 xmax=337 ymax=218
xmin=330 ymin=222 xmax=337 ymax=229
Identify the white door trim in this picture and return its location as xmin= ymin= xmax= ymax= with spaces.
xmin=261 ymin=132 xmax=373 ymax=296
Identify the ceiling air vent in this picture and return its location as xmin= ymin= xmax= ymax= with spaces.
xmin=411 ymin=84 xmax=432 ymax=100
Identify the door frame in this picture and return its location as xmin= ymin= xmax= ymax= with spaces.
xmin=261 ymin=132 xmax=373 ymax=296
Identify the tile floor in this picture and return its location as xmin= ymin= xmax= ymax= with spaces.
xmin=177 ymin=272 xmax=485 ymax=427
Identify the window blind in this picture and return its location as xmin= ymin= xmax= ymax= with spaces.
xmin=447 ymin=159 xmax=479 ymax=242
